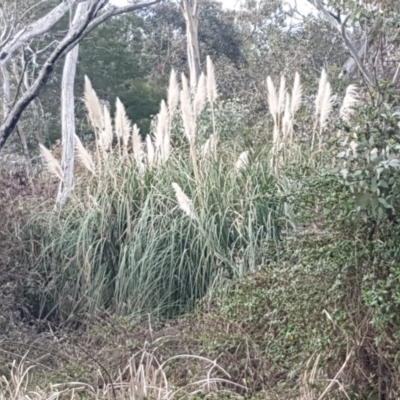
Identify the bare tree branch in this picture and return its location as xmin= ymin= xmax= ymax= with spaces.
xmin=0 ymin=0 xmax=161 ymax=151
xmin=0 ymin=1 xmax=74 ymax=66
xmin=340 ymin=15 xmax=376 ymax=87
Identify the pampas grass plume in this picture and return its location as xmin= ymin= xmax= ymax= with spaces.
xmin=84 ymin=76 xmax=103 ymax=132
xmin=315 ymin=69 xmax=327 ymax=118
xmin=172 ymin=182 xmax=196 ymax=219
xmin=168 ymin=68 xmax=180 ymax=116
xmin=115 ymin=97 xmax=131 ymax=155
xmin=155 ymin=100 xmax=169 ymax=162
xmin=235 ymin=151 xmax=249 ymax=172
xmin=39 ymin=144 xmax=63 ymax=180
xmin=131 ymin=124 xmax=143 ymax=166
xmin=194 ymin=72 xmax=206 ymax=118
xmin=181 ymin=73 xmax=194 ymax=142
xmin=291 ymin=72 xmax=302 ymax=115
xmin=266 ymin=76 xmax=278 ymax=120
xmin=320 ymin=82 xmax=333 ymax=128
xmin=278 ymin=75 xmax=286 ymax=115
xmin=74 ymin=134 xmax=95 ymax=173
xmin=282 ymin=93 xmax=291 ymax=136
xmin=200 ymin=134 xmax=215 ymax=158
xmin=146 ymin=134 xmax=155 ymax=166
xmin=102 ymin=104 xmax=113 ymax=157
xmin=340 ymin=84 xmax=358 ymax=120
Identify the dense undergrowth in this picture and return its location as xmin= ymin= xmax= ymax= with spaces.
xmin=2 ymin=65 xmax=400 ymax=399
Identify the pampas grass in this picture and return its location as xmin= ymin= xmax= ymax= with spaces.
xmin=115 ymin=97 xmax=131 ymax=156
xmin=315 ymin=69 xmax=327 ymax=120
xmin=206 ymin=56 xmax=218 ymax=159
xmin=155 ymin=99 xmax=169 ymax=164
xmin=181 ymin=74 xmax=194 ymax=143
xmin=84 ymin=76 xmax=103 ymax=133
xmin=267 ymin=76 xmax=282 ymax=156
xmin=200 ymin=134 xmax=215 ymax=159
xmin=131 ymin=123 xmax=143 ymax=167
xmin=235 ymin=151 xmax=249 ymax=172
xmin=340 ymin=84 xmax=358 ymax=121
xmin=181 ymin=73 xmax=201 ymax=186
xmin=168 ymin=68 xmax=180 ymax=116
xmin=266 ymin=76 xmax=278 ymax=124
xmin=320 ymin=82 xmax=333 ymax=129
xmin=74 ymin=134 xmax=95 ymax=173
xmin=291 ymin=72 xmax=302 ymax=116
xmin=312 ymin=69 xmax=331 ymax=150
xmin=102 ymin=104 xmax=113 ymax=158
xmin=194 ymin=72 xmax=206 ymax=119
xmin=278 ymin=76 xmax=287 ymax=116
xmin=39 ymin=144 xmax=63 ymax=180
xmin=282 ymin=93 xmax=291 ymax=138
xmin=146 ymin=134 xmax=155 ymax=166
xmin=172 ymin=182 xmax=197 ymax=219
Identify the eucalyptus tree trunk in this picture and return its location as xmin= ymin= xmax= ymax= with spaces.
xmin=1 ymin=64 xmax=34 ymax=180
xmin=180 ymin=0 xmax=201 ymax=89
xmin=57 ymin=2 xmax=89 ymax=205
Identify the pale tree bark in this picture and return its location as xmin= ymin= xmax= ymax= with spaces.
xmin=0 ymin=0 xmax=83 ymax=69
xmin=56 ymin=2 xmax=89 ymax=205
xmin=1 ymin=63 xmax=34 ymax=182
xmin=0 ymin=0 xmax=160 ymax=151
xmin=180 ymin=0 xmax=201 ymax=89
xmin=305 ymin=0 xmax=384 ymax=87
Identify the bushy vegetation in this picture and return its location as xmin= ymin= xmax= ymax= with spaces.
xmin=8 ymin=55 xmax=398 ymax=398
xmin=2 ymin=1 xmax=400 ymax=399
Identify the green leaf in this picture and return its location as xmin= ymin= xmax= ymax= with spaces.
xmin=354 ymin=192 xmax=369 ymax=208
xmin=370 ymin=176 xmax=378 ymax=193
xmin=378 ymin=197 xmax=393 ymax=209
xmin=389 ymin=159 xmax=400 ymax=169
xmin=378 ymin=179 xmax=389 ymax=189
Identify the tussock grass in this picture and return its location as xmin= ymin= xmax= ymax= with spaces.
xmin=0 ymin=351 xmax=245 ymax=399
xmin=26 ymin=61 xmax=284 ymax=322
xmin=26 ymin=148 xmax=282 ymax=321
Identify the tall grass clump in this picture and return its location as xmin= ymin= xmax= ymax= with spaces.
xmin=24 ymin=62 xmax=284 ymax=322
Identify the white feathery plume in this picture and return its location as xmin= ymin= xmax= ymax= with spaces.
xmin=168 ymin=68 xmax=180 ymax=116
xmin=194 ymin=72 xmax=206 ymax=119
xmin=181 ymin=73 xmax=194 ymax=143
xmin=291 ymin=72 xmax=302 ymax=115
xmin=320 ymin=82 xmax=333 ymax=128
xmin=206 ymin=56 xmax=217 ymax=104
xmin=74 ymin=134 xmax=95 ymax=173
xmin=163 ymin=126 xmax=171 ymax=164
xmin=39 ymin=144 xmax=63 ymax=180
xmin=200 ymin=134 xmax=215 ymax=158
xmin=115 ymin=97 xmax=131 ymax=156
xmin=84 ymin=76 xmax=103 ymax=133
xmin=235 ymin=151 xmax=249 ymax=172
xmin=131 ymin=124 xmax=143 ymax=166
xmin=155 ymin=100 xmax=169 ymax=163
xmin=315 ymin=68 xmax=327 ymax=118
xmin=278 ymin=75 xmax=287 ymax=115
xmin=266 ymin=76 xmax=278 ymax=122
xmin=340 ymin=84 xmax=358 ymax=121
xmin=171 ymin=182 xmax=196 ymax=219
xmin=146 ymin=134 xmax=155 ymax=166
xmin=101 ymin=104 xmax=113 ymax=157
xmin=282 ymin=93 xmax=291 ymax=138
